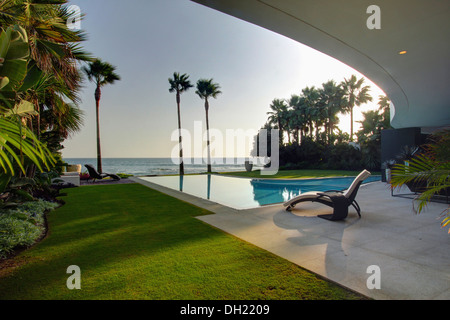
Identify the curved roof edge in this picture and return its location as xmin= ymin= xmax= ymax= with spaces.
xmin=192 ymin=0 xmax=450 ymax=130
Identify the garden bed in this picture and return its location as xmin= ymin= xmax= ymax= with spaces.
xmin=0 ymin=200 xmax=60 ymax=260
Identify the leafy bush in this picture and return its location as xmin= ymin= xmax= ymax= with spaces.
xmin=279 ymin=139 xmax=325 ymax=169
xmin=323 ymin=143 xmax=363 ymax=170
xmin=0 ymin=216 xmax=42 ymax=257
xmin=279 ymin=139 xmax=364 ymax=170
xmin=0 ymin=200 xmax=58 ymax=258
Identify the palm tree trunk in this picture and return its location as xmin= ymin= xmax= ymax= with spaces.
xmin=95 ymin=86 xmax=102 ymax=173
xmin=205 ymin=99 xmax=212 ymax=173
xmin=350 ymin=106 xmax=354 ymax=141
xmin=176 ymin=92 xmax=184 ymax=175
xmin=278 ymin=120 xmax=283 ymax=145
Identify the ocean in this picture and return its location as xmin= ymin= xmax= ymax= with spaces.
xmin=63 ymin=158 xmax=258 ymax=176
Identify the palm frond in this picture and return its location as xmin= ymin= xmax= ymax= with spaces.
xmin=0 ymin=116 xmax=55 ymax=174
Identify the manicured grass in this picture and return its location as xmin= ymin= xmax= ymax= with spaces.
xmin=0 ymin=183 xmax=366 ymax=300
xmin=221 ymin=169 xmax=379 ymax=179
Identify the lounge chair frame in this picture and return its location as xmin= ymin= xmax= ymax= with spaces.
xmin=284 ymin=170 xmax=370 ymax=221
xmin=85 ymin=164 xmax=121 ymax=183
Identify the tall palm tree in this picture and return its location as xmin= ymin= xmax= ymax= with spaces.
xmin=82 ymin=59 xmax=120 ymax=173
xmin=378 ymin=95 xmax=391 ymax=129
xmin=301 ymin=87 xmax=320 ymax=139
xmin=341 ymin=75 xmax=373 ymax=141
xmin=267 ymin=99 xmax=288 ymax=145
xmin=168 ymin=72 xmax=193 ymax=175
xmin=287 ymin=94 xmax=302 ymax=143
xmin=318 ymin=80 xmax=346 ymax=143
xmin=195 ymin=78 xmax=221 ymax=173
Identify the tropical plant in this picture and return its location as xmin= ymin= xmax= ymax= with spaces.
xmin=341 ymin=75 xmax=373 ymax=141
xmin=267 ymin=98 xmax=288 ymax=145
xmin=0 ymin=0 xmax=90 ymax=136
xmin=287 ymin=94 xmax=304 ymax=143
xmin=0 ymin=0 xmax=90 ymax=178
xmin=0 ymin=25 xmax=55 ymax=175
xmin=195 ymin=78 xmax=221 ymax=173
xmin=300 ymin=86 xmax=320 ymax=139
xmin=82 ymin=59 xmax=120 ymax=174
xmin=0 ymin=0 xmax=89 ymax=92
xmin=317 ymin=80 xmax=346 ymax=143
xmin=168 ymin=72 xmax=193 ymax=175
xmin=390 ymin=130 xmax=450 ymax=232
xmin=377 ymin=95 xmax=391 ymax=130
xmin=0 ymin=117 xmax=54 ymax=175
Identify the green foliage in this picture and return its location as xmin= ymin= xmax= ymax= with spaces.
xmin=323 ymin=143 xmax=362 ymax=170
xmin=0 ymin=199 xmax=58 ymax=257
xmin=277 ymin=138 xmax=364 ymax=171
xmin=390 ymin=130 xmax=450 ymax=232
xmin=82 ymin=59 xmax=120 ymax=88
xmin=0 ymin=117 xmax=55 ymax=175
xmin=0 ymin=216 xmax=41 ymax=258
xmin=0 ymin=25 xmax=56 ymax=175
xmin=259 ymin=75 xmax=383 ymax=171
xmin=0 ymin=25 xmax=29 ymax=99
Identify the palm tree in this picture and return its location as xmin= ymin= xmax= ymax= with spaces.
xmin=378 ymin=95 xmax=391 ymax=129
xmin=82 ymin=59 xmax=120 ymax=173
xmin=169 ymin=72 xmax=193 ymax=175
xmin=341 ymin=75 xmax=373 ymax=141
xmin=301 ymin=87 xmax=320 ymax=139
xmin=195 ymin=78 xmax=222 ymax=173
xmin=287 ymin=94 xmax=302 ymax=143
xmin=0 ymin=0 xmax=90 ymax=93
xmin=318 ymin=80 xmax=346 ymax=143
xmin=267 ymin=99 xmax=288 ymax=145
xmin=391 ymin=130 xmax=450 ymax=232
xmin=0 ymin=24 xmax=56 ymax=176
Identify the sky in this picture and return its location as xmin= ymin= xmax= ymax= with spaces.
xmin=62 ymin=0 xmax=386 ymax=159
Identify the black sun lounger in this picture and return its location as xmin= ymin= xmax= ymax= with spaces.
xmin=283 ymin=170 xmax=371 ymax=221
xmin=85 ymin=164 xmax=121 ymax=183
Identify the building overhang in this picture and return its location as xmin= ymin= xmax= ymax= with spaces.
xmin=192 ymin=0 xmax=450 ymax=131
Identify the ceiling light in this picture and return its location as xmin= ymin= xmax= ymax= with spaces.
xmin=398 ymin=50 xmax=407 ymax=55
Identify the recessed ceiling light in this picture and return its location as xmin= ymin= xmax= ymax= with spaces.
xmin=398 ymin=50 xmax=407 ymax=55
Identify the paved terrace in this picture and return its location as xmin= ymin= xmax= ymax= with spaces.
xmin=132 ymin=177 xmax=450 ymax=300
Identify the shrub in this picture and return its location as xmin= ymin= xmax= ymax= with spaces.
xmin=0 ymin=200 xmax=58 ymax=258
xmin=323 ymin=143 xmax=363 ymax=170
xmin=279 ymin=139 xmax=363 ymax=170
xmin=0 ymin=216 xmax=42 ymax=257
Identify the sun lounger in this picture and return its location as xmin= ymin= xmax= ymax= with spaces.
xmin=85 ymin=164 xmax=121 ymax=183
xmin=283 ymin=170 xmax=371 ymax=221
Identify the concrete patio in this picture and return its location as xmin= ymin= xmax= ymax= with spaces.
xmin=133 ymin=177 xmax=450 ymax=300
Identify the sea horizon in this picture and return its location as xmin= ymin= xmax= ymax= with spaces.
xmin=63 ymin=157 xmax=260 ymax=176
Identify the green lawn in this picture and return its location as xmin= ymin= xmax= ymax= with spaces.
xmin=221 ymin=169 xmax=379 ymax=179
xmin=0 ymin=183 xmax=366 ymax=300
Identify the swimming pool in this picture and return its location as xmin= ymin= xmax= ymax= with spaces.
xmin=139 ymin=174 xmax=381 ymax=210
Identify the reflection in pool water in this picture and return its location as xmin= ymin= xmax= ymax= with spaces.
xmin=140 ymin=174 xmax=381 ymax=210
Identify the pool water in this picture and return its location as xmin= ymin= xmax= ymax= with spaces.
xmin=140 ymin=174 xmax=381 ymax=210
